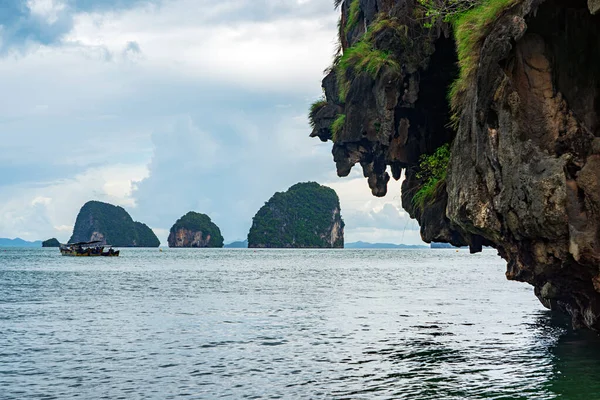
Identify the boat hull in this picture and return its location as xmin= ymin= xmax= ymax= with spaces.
xmin=60 ymin=249 xmax=120 ymax=257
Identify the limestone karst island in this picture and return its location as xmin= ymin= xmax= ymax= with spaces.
xmin=70 ymin=201 xmax=160 ymax=247
xmin=248 ymin=182 xmax=344 ymax=248
xmin=168 ymin=212 xmax=224 ymax=248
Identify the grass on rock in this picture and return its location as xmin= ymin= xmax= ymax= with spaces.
xmin=448 ymin=0 xmax=519 ymax=119
xmin=331 ymin=114 xmax=346 ymax=142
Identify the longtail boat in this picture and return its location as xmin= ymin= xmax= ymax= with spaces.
xmin=59 ymin=241 xmax=120 ymax=257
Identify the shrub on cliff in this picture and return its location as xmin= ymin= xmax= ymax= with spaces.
xmin=412 ymin=144 xmax=451 ymax=210
xmin=309 ymin=98 xmax=328 ymax=129
xmin=248 ymin=182 xmax=344 ymax=248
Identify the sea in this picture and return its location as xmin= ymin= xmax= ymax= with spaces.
xmin=2 ymin=248 xmax=600 ymax=399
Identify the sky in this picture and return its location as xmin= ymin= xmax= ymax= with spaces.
xmin=0 ymin=0 xmax=423 ymax=245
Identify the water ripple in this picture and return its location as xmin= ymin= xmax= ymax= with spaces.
xmin=0 ymin=248 xmax=595 ymax=399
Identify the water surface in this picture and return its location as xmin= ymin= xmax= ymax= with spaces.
xmin=1 ymin=248 xmax=599 ymax=399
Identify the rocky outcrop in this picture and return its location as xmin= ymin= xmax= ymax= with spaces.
xmin=312 ymin=0 xmax=600 ymax=330
xmin=69 ymin=201 xmax=160 ymax=247
xmin=167 ymin=212 xmax=224 ymax=248
xmin=42 ymin=238 xmax=61 ymax=247
xmin=248 ymin=182 xmax=344 ymax=248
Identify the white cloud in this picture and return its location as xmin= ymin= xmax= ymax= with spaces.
xmin=65 ymin=0 xmax=338 ymax=94
xmin=132 ymin=105 xmax=339 ymax=243
xmin=27 ymin=0 xmax=67 ymax=24
xmin=325 ymin=173 xmax=423 ymax=244
xmin=0 ymin=163 xmax=148 ymax=241
xmin=0 ymin=0 xmax=424 ymax=245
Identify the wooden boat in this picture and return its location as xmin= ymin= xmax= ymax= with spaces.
xmin=60 ymin=241 xmax=120 ymax=257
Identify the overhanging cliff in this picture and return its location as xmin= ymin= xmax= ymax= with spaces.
xmin=311 ymin=0 xmax=600 ymax=330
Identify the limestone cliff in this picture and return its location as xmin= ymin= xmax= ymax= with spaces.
xmin=312 ymin=0 xmax=600 ymax=330
xmin=248 ymin=182 xmax=344 ymax=248
xmin=168 ymin=212 xmax=224 ymax=248
xmin=69 ymin=201 xmax=160 ymax=247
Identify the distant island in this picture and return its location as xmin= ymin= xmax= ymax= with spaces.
xmin=168 ymin=212 xmax=224 ymax=248
xmin=0 ymin=238 xmax=42 ymax=247
xmin=248 ymin=182 xmax=344 ymax=248
xmin=431 ymin=243 xmax=468 ymax=249
xmin=345 ymin=241 xmax=428 ymax=249
xmin=42 ymin=238 xmax=61 ymax=247
xmin=224 ymin=240 xmax=248 ymax=248
xmin=69 ymin=201 xmax=160 ymax=247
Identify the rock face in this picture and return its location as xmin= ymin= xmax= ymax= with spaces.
xmin=248 ymin=182 xmax=344 ymax=248
xmin=312 ymin=0 xmax=600 ymax=330
xmin=69 ymin=201 xmax=160 ymax=247
xmin=167 ymin=212 xmax=224 ymax=248
xmin=42 ymin=238 xmax=61 ymax=247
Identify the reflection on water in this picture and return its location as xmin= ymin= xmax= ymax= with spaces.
xmin=546 ymin=313 xmax=600 ymax=399
xmin=1 ymin=248 xmax=600 ymax=399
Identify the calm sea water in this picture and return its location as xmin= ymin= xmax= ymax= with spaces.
xmin=1 ymin=248 xmax=600 ymax=399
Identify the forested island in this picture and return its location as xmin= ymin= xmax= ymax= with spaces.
xmin=248 ymin=182 xmax=344 ymax=248
xmin=69 ymin=201 xmax=160 ymax=247
xmin=168 ymin=212 xmax=224 ymax=248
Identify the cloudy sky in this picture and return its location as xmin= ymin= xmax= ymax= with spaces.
xmin=0 ymin=0 xmax=422 ymax=245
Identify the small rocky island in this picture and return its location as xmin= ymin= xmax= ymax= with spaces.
xmin=42 ymin=238 xmax=61 ymax=247
xmin=69 ymin=201 xmax=160 ymax=247
xmin=168 ymin=212 xmax=224 ymax=248
xmin=248 ymin=182 xmax=344 ymax=248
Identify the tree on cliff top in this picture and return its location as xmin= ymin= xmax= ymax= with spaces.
xmin=169 ymin=212 xmax=224 ymax=247
xmin=248 ymin=182 xmax=344 ymax=248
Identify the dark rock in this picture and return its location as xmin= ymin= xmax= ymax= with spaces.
xmin=310 ymin=103 xmax=339 ymax=142
xmin=322 ymin=70 xmax=340 ymax=105
xmin=42 ymin=238 xmax=61 ymax=247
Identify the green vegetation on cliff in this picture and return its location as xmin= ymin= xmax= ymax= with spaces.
xmin=169 ymin=212 xmax=224 ymax=248
xmin=133 ymin=222 xmax=161 ymax=248
xmin=309 ymin=98 xmax=328 ymax=129
xmin=412 ymin=144 xmax=451 ymax=210
xmin=417 ymin=0 xmax=518 ymax=118
xmin=449 ymin=0 xmax=518 ymax=115
xmin=338 ymin=40 xmax=400 ymax=79
xmin=248 ymin=182 xmax=344 ymax=248
xmin=336 ymin=38 xmax=400 ymax=102
xmin=69 ymin=201 xmax=160 ymax=247
xmin=345 ymin=0 xmax=361 ymax=34
xmin=331 ymin=114 xmax=346 ymax=141
xmin=335 ymin=13 xmax=425 ymax=103
xmin=42 ymin=238 xmax=61 ymax=247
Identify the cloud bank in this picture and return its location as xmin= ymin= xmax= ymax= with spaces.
xmin=0 ymin=0 xmax=424 ymax=245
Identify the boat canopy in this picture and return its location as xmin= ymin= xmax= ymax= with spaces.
xmin=66 ymin=241 xmax=103 ymax=246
